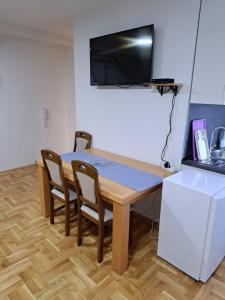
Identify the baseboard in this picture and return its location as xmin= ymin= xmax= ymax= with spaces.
xmin=0 ymin=164 xmax=36 ymax=174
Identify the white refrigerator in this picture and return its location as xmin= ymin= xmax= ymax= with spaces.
xmin=157 ymin=168 xmax=225 ymax=282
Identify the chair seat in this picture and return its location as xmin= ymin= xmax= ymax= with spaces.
xmin=51 ymin=188 xmax=77 ymax=201
xmin=81 ymin=205 xmax=113 ymax=222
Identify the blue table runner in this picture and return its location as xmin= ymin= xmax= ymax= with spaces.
xmin=61 ymin=152 xmax=163 ymax=192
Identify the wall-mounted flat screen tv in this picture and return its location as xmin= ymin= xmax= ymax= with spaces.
xmin=90 ymin=24 xmax=154 ymax=86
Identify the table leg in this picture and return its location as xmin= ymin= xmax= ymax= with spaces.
xmin=37 ymin=164 xmax=50 ymax=217
xmin=112 ymin=202 xmax=130 ymax=274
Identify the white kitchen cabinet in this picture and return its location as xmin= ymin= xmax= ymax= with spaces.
xmin=157 ymin=168 xmax=225 ymax=282
xmin=191 ymin=0 xmax=225 ymax=105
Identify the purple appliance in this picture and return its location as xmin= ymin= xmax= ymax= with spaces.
xmin=192 ymin=119 xmax=207 ymax=161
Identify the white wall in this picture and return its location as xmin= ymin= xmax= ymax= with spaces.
xmin=0 ymin=36 xmax=75 ymax=171
xmin=73 ymin=0 xmax=200 ymax=168
xmin=64 ymin=46 xmax=76 ymax=151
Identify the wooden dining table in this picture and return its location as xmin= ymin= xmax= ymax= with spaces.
xmin=36 ymin=148 xmax=169 ymax=274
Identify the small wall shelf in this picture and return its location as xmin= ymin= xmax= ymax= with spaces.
xmin=144 ymin=83 xmax=182 ymax=96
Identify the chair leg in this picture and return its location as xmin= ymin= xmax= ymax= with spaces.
xmin=74 ymin=201 xmax=77 ymax=213
xmin=50 ymin=196 xmax=54 ymax=224
xmin=98 ymin=223 xmax=104 ymax=263
xmin=105 ymin=224 xmax=110 ymax=237
xmin=129 ymin=210 xmax=133 ymax=247
xmin=65 ymin=202 xmax=70 ymax=236
xmin=77 ymin=212 xmax=83 ymax=246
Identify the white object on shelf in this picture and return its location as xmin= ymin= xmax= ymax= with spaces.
xmin=194 ymin=129 xmax=210 ymax=161
xmin=157 ymin=168 xmax=225 ymax=282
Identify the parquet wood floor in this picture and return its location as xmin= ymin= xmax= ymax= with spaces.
xmin=0 ymin=166 xmax=225 ymax=299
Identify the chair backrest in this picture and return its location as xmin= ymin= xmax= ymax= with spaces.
xmin=74 ymin=131 xmax=92 ymax=152
xmin=41 ymin=149 xmax=65 ymax=192
xmin=71 ymin=160 xmax=103 ymax=216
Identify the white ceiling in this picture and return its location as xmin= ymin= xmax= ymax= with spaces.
xmin=0 ymin=0 xmax=109 ymax=37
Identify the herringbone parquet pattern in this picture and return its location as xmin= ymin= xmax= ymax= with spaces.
xmin=0 ymin=165 xmax=225 ymax=299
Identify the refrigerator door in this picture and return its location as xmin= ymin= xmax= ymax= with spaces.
xmin=200 ymin=188 xmax=225 ymax=282
xmin=157 ymin=179 xmax=211 ymax=280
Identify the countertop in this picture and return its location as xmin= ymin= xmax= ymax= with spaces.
xmin=182 ymin=158 xmax=225 ymax=176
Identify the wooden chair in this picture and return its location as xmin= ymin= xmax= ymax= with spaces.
xmin=73 ymin=131 xmax=92 ymax=152
xmin=41 ymin=149 xmax=77 ymax=236
xmin=71 ymin=160 xmax=113 ymax=263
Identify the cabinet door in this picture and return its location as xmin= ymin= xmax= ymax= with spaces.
xmin=223 ymin=85 xmax=225 ymax=104
xmin=191 ymin=0 xmax=225 ymax=104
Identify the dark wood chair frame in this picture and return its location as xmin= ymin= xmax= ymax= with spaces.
xmin=71 ymin=160 xmax=112 ymax=263
xmin=41 ymin=149 xmax=77 ymax=236
xmin=73 ymin=131 xmax=92 ymax=152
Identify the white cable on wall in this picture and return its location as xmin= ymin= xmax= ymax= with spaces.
xmin=41 ymin=106 xmax=51 ymax=149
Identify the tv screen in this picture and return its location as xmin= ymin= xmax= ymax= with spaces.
xmin=90 ymin=24 xmax=154 ymax=86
